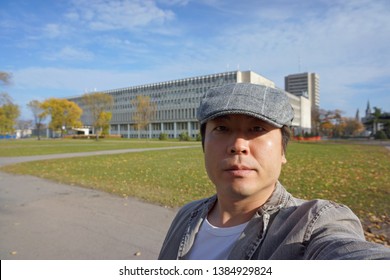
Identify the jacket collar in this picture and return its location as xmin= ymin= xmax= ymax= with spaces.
xmin=204 ymin=181 xmax=291 ymax=215
xmin=259 ymin=181 xmax=291 ymax=214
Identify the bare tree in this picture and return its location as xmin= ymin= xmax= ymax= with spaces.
xmin=27 ymin=100 xmax=46 ymax=140
xmin=0 ymin=71 xmax=12 ymax=85
xmin=131 ymin=95 xmax=156 ymax=139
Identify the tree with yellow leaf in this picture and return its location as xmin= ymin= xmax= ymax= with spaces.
xmin=131 ymin=95 xmax=156 ymax=138
xmin=82 ymin=92 xmax=113 ymax=140
xmin=0 ymin=93 xmax=20 ymax=135
xmin=343 ymin=117 xmax=364 ymax=136
xmin=41 ymin=98 xmax=83 ymax=137
xmin=99 ymin=111 xmax=112 ymax=136
xmin=0 ymin=72 xmax=20 ymax=135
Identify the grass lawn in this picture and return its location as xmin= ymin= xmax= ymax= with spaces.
xmin=0 ymin=138 xmax=198 ymax=157
xmin=1 ymin=140 xmax=389 ymax=224
xmin=280 ymin=142 xmax=390 ymax=220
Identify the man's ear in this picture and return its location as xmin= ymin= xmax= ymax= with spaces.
xmin=281 ymin=153 xmax=287 ymax=164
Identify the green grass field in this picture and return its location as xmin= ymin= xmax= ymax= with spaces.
xmin=0 ymin=138 xmax=198 ymax=157
xmin=1 ymin=139 xmax=389 ymax=224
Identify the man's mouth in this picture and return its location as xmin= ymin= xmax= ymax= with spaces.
xmin=224 ymin=165 xmax=255 ymax=176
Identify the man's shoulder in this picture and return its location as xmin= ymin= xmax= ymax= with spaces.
xmin=295 ymin=197 xmax=353 ymax=213
xmin=285 ymin=196 xmax=357 ymax=220
xmin=276 ymin=182 xmax=349 ymax=211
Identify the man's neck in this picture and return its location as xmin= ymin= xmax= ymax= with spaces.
xmin=208 ymin=186 xmax=275 ymax=228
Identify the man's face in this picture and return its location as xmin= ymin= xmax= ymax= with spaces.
xmin=204 ymin=114 xmax=287 ymax=202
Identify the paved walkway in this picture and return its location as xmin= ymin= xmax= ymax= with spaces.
xmin=0 ymin=145 xmax=198 ymax=167
xmin=0 ymin=146 xmax=199 ymax=260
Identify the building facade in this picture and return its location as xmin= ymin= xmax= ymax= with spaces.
xmin=284 ymin=72 xmax=320 ymax=111
xmin=69 ymin=70 xmax=311 ymax=138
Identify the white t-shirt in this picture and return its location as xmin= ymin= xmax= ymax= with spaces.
xmin=184 ymin=218 xmax=248 ymax=260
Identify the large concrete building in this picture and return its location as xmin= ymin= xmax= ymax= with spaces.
xmin=69 ymin=70 xmax=312 ymax=138
xmin=285 ymin=72 xmax=320 ymax=111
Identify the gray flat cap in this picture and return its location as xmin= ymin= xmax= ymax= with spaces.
xmin=197 ymin=83 xmax=294 ymax=128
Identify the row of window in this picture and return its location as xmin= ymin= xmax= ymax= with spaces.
xmin=122 ymin=133 xmax=199 ymax=139
xmin=113 ymin=94 xmax=203 ymax=111
xmin=111 ymin=121 xmax=200 ymax=133
xmin=111 ymin=107 xmax=198 ymax=123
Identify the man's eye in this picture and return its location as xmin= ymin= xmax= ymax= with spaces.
xmin=252 ymin=126 xmax=265 ymax=132
xmin=215 ymin=126 xmax=228 ymax=132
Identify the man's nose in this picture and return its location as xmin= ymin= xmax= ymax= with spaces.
xmin=228 ymin=136 xmax=249 ymax=155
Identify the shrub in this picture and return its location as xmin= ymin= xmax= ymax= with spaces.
xmin=178 ymin=132 xmax=190 ymax=141
xmin=374 ymin=130 xmax=388 ymax=140
xmin=159 ymin=133 xmax=168 ymax=141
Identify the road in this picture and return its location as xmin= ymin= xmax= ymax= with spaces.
xmin=0 ymin=147 xmax=197 ymax=260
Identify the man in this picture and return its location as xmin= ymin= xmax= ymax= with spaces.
xmin=158 ymin=83 xmax=390 ymax=260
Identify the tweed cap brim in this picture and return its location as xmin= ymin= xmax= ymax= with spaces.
xmin=197 ymin=83 xmax=294 ymax=128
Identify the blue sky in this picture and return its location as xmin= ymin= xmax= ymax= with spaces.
xmin=1 ymin=0 xmax=389 ymax=119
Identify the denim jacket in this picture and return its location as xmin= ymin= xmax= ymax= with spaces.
xmin=158 ymin=182 xmax=390 ymax=260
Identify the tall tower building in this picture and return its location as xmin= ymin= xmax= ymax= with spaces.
xmin=284 ymin=72 xmax=320 ymax=110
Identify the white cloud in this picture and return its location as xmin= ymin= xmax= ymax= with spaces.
xmin=43 ymin=24 xmax=63 ymax=38
xmin=68 ymin=0 xmax=175 ymax=31
xmin=13 ymin=67 xmax=131 ymax=92
xmin=157 ymin=0 xmax=190 ymax=6
xmin=44 ymin=46 xmax=94 ymax=61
